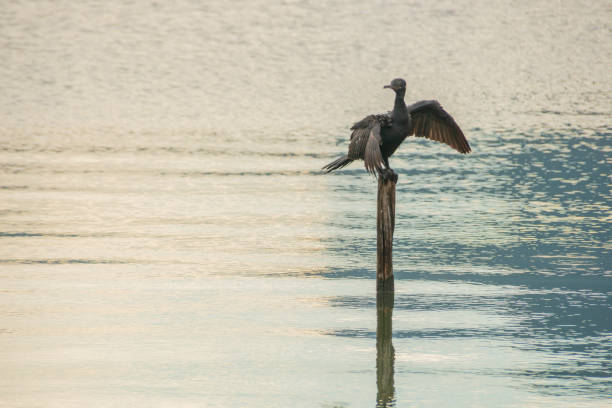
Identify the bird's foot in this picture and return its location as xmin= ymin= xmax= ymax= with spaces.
xmin=380 ymin=168 xmax=398 ymax=183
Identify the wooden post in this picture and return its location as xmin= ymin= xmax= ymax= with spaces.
xmin=376 ymin=175 xmax=396 ymax=292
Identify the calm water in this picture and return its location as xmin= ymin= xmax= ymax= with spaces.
xmin=1 ymin=1 xmax=611 ymax=407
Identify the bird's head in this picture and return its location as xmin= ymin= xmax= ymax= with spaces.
xmin=383 ymin=78 xmax=406 ymax=93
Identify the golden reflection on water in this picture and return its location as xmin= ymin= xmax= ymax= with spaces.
xmin=0 ymin=0 xmax=610 ymax=406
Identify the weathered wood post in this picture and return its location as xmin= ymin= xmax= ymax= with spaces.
xmin=376 ymin=174 xmax=396 ymax=292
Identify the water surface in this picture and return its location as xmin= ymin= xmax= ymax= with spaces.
xmin=0 ymin=1 xmax=610 ymax=407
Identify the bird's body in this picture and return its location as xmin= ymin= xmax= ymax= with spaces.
xmin=323 ymin=78 xmax=470 ymax=178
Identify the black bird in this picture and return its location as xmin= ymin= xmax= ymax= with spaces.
xmin=322 ymin=78 xmax=470 ymax=179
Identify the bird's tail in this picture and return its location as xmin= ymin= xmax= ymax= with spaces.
xmin=322 ymin=155 xmax=353 ymax=173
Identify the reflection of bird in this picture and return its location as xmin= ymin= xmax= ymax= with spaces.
xmin=322 ymin=78 xmax=471 ymax=179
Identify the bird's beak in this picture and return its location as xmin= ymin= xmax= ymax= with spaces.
xmin=383 ymin=84 xmax=394 ymax=90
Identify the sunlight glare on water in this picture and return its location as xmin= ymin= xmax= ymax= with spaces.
xmin=0 ymin=0 xmax=610 ymax=407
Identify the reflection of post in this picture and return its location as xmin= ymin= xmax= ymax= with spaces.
xmin=377 ymin=176 xmax=395 ymax=292
xmin=376 ymin=290 xmax=395 ymax=407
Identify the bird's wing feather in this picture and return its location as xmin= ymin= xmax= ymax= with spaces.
xmin=364 ymin=123 xmax=384 ymax=175
xmin=347 ymin=113 xmax=391 ymax=160
xmin=408 ymin=100 xmax=471 ymax=153
xmin=347 ymin=127 xmax=369 ymax=160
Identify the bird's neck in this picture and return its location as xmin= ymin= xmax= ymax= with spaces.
xmin=392 ymin=90 xmax=408 ymax=120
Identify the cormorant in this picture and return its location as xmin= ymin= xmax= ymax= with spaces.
xmin=322 ymin=78 xmax=470 ymax=180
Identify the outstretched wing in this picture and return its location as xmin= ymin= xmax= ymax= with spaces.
xmin=347 ymin=114 xmax=388 ymax=175
xmin=364 ymin=123 xmax=384 ymax=175
xmin=408 ymin=100 xmax=471 ymax=154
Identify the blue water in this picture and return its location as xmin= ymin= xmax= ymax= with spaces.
xmin=0 ymin=0 xmax=610 ymax=407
